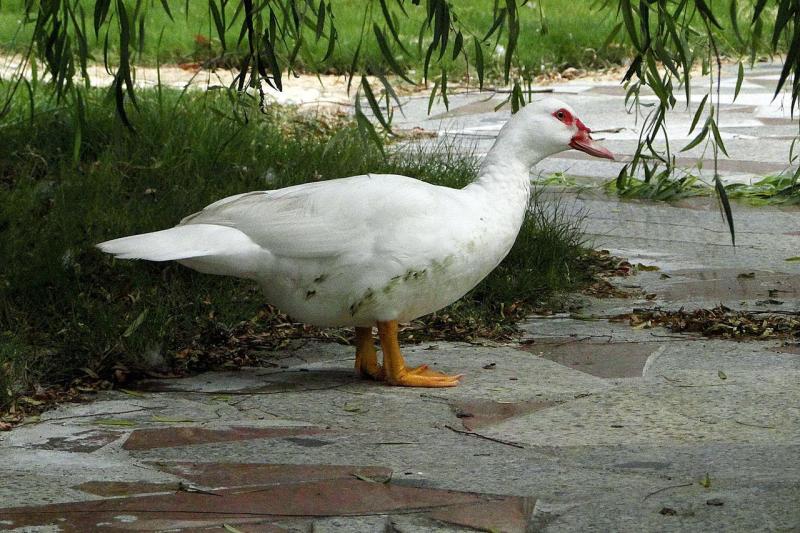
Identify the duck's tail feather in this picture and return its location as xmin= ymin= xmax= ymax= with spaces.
xmin=97 ymin=224 xmax=258 ymax=262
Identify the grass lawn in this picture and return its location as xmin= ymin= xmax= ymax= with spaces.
xmin=0 ymin=0 xmax=770 ymax=79
xmin=0 ymin=85 xmax=592 ymax=414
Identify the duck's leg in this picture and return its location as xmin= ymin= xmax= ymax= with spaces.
xmin=377 ymin=320 xmax=462 ymax=387
xmin=354 ymin=326 xmax=383 ymax=380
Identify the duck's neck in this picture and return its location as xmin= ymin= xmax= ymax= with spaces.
xmin=466 ymin=119 xmax=548 ymax=210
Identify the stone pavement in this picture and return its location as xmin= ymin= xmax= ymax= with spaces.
xmin=390 ymin=61 xmax=799 ymax=187
xmin=2 ymin=66 xmax=800 ymax=531
xmin=2 ymin=199 xmax=799 ymax=532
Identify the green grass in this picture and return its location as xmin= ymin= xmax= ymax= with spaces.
xmin=0 ymin=84 xmax=589 ymax=411
xmin=0 ymin=1 xmax=625 ymax=74
xmin=0 ymin=0 xmax=770 ymax=80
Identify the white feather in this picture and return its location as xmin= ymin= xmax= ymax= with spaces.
xmin=97 ymin=224 xmax=260 ymax=262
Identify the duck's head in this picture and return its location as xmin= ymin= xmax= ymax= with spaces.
xmin=494 ymin=97 xmax=615 ymax=165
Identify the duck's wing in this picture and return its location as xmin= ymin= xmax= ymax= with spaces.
xmin=179 ymin=174 xmax=464 ymax=260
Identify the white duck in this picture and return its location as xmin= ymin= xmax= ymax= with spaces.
xmin=98 ymin=97 xmax=613 ymax=388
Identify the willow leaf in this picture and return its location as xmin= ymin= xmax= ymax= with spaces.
xmin=355 ymin=91 xmax=384 ymax=156
xmin=209 ymin=0 xmax=226 ymax=50
xmin=715 ymin=175 xmax=736 ymax=246
xmin=689 ymin=93 xmax=708 ymax=132
xmin=378 ymin=0 xmax=409 ymax=54
xmin=734 ymin=62 xmax=744 ymax=101
xmin=373 ymin=24 xmax=414 ymax=84
xmin=681 ymin=120 xmax=710 ymax=151
xmin=473 ymin=36 xmax=484 ymax=90
xmin=709 ymin=119 xmax=729 ymax=157
xmin=360 ymin=77 xmax=391 ymax=131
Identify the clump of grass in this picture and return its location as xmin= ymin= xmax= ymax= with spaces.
xmin=0 ymin=84 xmax=587 ymax=411
xmin=476 ymin=190 xmax=587 ymax=304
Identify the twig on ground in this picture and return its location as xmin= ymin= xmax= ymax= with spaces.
xmin=551 ymin=335 xmax=613 ymax=346
xmin=43 ymin=406 xmax=162 ymax=421
xmin=443 ymin=424 xmax=525 ymax=449
xmin=642 ymin=482 xmax=694 ymax=501
xmin=670 ymin=383 xmax=730 ymax=388
xmin=734 ymin=420 xmax=775 ymax=429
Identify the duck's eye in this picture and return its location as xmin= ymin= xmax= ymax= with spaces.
xmin=553 ymin=108 xmax=574 ymax=125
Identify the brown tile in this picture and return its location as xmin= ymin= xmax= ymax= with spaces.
xmin=122 ymin=426 xmax=329 ymax=451
xmin=450 ymin=399 xmax=557 ymax=430
xmin=428 ymin=496 xmax=535 ymax=533
xmin=0 ymin=479 xmax=486 ymax=530
xmin=150 ymin=462 xmax=393 ymax=488
xmin=32 ymin=429 xmax=123 ymax=453
xmin=521 ymin=341 xmax=656 ymax=378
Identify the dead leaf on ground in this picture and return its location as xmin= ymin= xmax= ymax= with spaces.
xmin=615 ymin=305 xmax=800 ymax=340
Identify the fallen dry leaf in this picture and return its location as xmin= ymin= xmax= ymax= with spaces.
xmin=615 ymin=305 xmax=800 ymax=340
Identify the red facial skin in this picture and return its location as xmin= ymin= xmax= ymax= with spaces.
xmin=552 ymin=108 xmax=615 ymax=160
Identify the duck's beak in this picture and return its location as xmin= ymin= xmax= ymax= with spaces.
xmin=570 ymin=121 xmax=615 ymax=160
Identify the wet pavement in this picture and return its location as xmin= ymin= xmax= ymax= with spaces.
xmin=2 ymin=65 xmax=800 ymax=531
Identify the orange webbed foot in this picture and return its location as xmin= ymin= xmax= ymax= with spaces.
xmin=377 ymin=320 xmax=463 ymax=388
xmin=387 ymin=369 xmax=463 ymax=388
